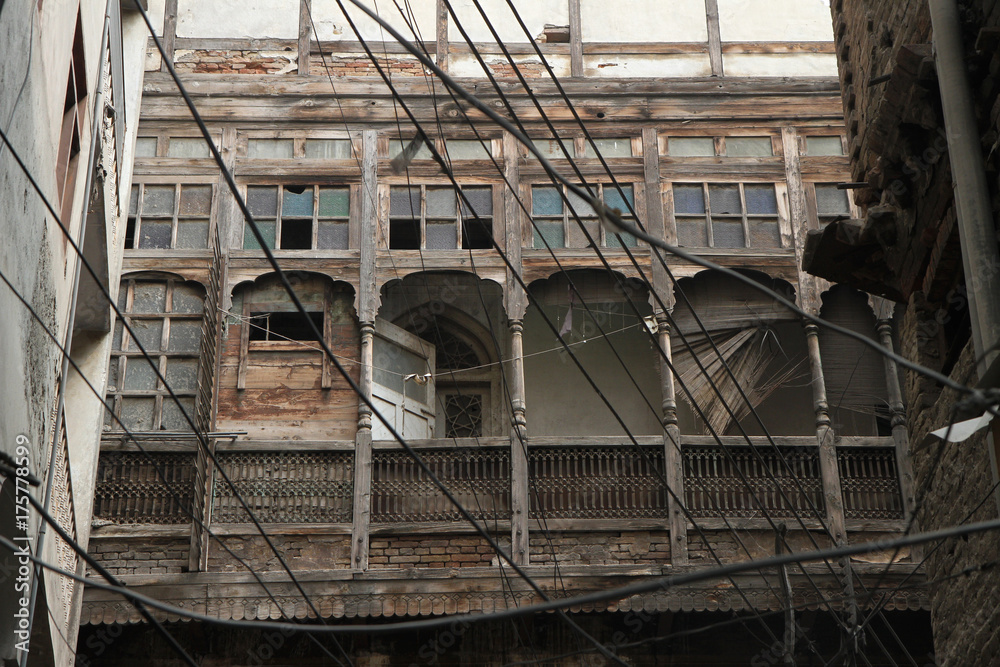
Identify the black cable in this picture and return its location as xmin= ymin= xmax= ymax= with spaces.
xmin=4 ymin=516 xmax=998 ymax=635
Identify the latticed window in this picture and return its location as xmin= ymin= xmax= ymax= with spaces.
xmin=432 ymin=329 xmax=488 ymax=439
xmin=105 ymin=278 xmax=205 ymax=432
xmin=531 ymin=183 xmax=636 ymax=249
xmin=388 ymin=185 xmax=494 ymax=250
xmin=673 ymin=182 xmax=781 ymax=249
xmin=126 ymin=183 xmax=215 ymax=249
xmin=243 ymin=185 xmax=351 ymax=250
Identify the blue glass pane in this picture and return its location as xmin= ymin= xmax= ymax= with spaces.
xmin=604 ymin=186 xmax=634 ymax=214
xmin=282 ymin=187 xmax=314 ymax=217
xmin=532 ymin=187 xmax=562 ymax=215
xmin=744 ymin=185 xmax=778 ymax=215
xmin=673 ymin=185 xmax=705 ymax=215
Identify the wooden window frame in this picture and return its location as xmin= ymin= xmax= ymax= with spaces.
xmin=671 ymin=181 xmax=784 ymax=250
xmin=528 ymin=182 xmax=640 ymax=249
xmin=805 ymin=182 xmax=855 ymax=230
xmin=105 ymin=278 xmax=205 ymax=432
xmin=660 ymin=133 xmax=782 ymax=158
xmin=127 ymin=182 xmax=217 ymax=250
xmin=386 ymin=183 xmax=496 ymax=250
xmin=242 ymin=184 xmax=353 ymax=251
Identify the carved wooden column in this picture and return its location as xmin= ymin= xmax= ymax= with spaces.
xmin=509 ymin=319 xmax=529 ymax=565
xmin=351 ymin=130 xmax=378 ymax=570
xmin=873 ymin=304 xmax=918 ymax=526
xmin=804 ymin=321 xmax=847 ymax=544
xmin=657 ymin=312 xmax=688 ymax=565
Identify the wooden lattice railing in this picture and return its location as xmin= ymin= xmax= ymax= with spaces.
xmin=371 ymin=448 xmax=510 ymax=523
xmin=838 ymin=447 xmax=904 ymax=520
xmin=212 ymin=451 xmax=354 ymax=523
xmin=527 ymin=446 xmax=668 ymax=519
xmin=94 ymin=451 xmax=196 ymax=524
xmin=683 ymin=445 xmax=825 ymax=518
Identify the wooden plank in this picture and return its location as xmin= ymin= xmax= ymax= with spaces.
xmin=704 ymin=0 xmax=724 ymax=76
xmin=435 ymin=0 xmax=448 ymax=72
xmin=504 ymin=133 xmax=526 ymax=321
xmin=568 ymin=0 xmax=583 ymax=77
xmin=159 ymin=0 xmax=178 ymax=73
xmin=352 ymin=428 xmax=372 ymax=569
xmin=368 ymin=521 xmax=512 ymax=536
xmin=360 ymin=130 xmax=378 ymax=321
xmin=509 ymin=322 xmax=529 ymax=565
xmin=298 ymin=0 xmax=311 ymax=76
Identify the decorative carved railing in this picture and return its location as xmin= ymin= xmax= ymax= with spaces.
xmin=527 ymin=446 xmax=667 ymax=520
xmin=212 ymin=451 xmax=353 ymax=523
xmin=683 ymin=446 xmax=824 ymax=518
xmin=94 ymin=452 xmax=196 ymax=524
xmin=838 ymin=447 xmax=904 ymax=520
xmin=371 ymin=448 xmax=510 ymax=523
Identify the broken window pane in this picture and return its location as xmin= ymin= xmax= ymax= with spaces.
xmin=318 ymin=188 xmax=349 ymax=217
xmin=305 ymin=139 xmax=352 ymax=159
xmin=175 ymin=220 xmax=209 ymax=248
xmin=248 ymin=139 xmax=294 ymax=159
xmin=142 ymin=185 xmax=175 ymax=216
xmin=673 ymin=185 xmax=705 ymax=215
xmin=389 ymin=219 xmax=421 ymax=249
xmin=133 ymin=283 xmax=167 ymax=313
xmin=179 ymin=185 xmax=213 ymax=215
xmin=168 ymin=320 xmax=203 ymax=354
xmin=282 ymin=187 xmax=314 ymax=217
xmin=668 ymin=137 xmax=715 ymax=157
xmin=246 ymin=186 xmax=278 ymax=217
xmin=725 ymin=136 xmax=773 ymax=157
xmin=280 ymin=219 xmax=313 ymax=249
xmin=129 ymin=185 xmax=139 ymax=215
xmin=462 ymin=219 xmax=493 ymax=249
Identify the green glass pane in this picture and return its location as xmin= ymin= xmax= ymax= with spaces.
xmin=244 ymin=221 xmax=276 ymax=249
xmin=532 ymin=187 xmax=562 ymax=215
xmin=318 ymin=188 xmax=350 ymax=217
xmin=533 ymin=221 xmax=564 ymax=248
xmin=604 ymin=185 xmax=634 ymax=213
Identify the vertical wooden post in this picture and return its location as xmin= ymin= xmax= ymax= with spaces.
xmin=159 ymin=0 xmax=178 ymax=73
xmin=351 ymin=130 xmax=378 ymax=571
xmin=509 ymin=319 xmax=529 ymax=565
xmin=436 ymin=0 xmax=449 ymax=72
xmin=298 ymin=0 xmax=311 ymax=76
xmin=568 ymin=0 xmax=583 ymax=77
xmin=704 ymin=0 xmax=724 ymax=76
xmin=657 ymin=314 xmax=688 ymax=565
xmin=873 ymin=304 xmax=918 ymax=528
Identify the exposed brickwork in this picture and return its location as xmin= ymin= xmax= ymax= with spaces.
xmin=688 ymin=530 xmax=836 ymax=563
xmin=368 ymin=534 xmax=511 ymax=569
xmin=528 ymin=531 xmax=670 ymax=566
xmin=310 ymin=54 xmax=428 ymax=77
xmin=207 ymin=535 xmax=352 ymax=572
xmin=172 ymin=49 xmax=297 ymax=75
xmin=88 ymin=537 xmax=190 ymax=576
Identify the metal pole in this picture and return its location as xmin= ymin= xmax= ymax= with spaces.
xmin=929 ymin=0 xmax=1000 ymax=377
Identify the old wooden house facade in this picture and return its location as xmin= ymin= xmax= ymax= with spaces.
xmin=78 ymin=1 xmax=934 ymax=664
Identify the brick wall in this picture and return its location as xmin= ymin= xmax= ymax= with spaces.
xmin=88 ymin=537 xmax=190 ymax=576
xmin=173 ymin=49 xmax=297 ymax=74
xmin=309 ymin=54 xmax=428 ymax=77
xmin=368 ymin=534 xmax=511 ymax=569
xmin=207 ymin=535 xmax=352 ymax=572
xmin=528 ymin=531 xmax=670 ymax=566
